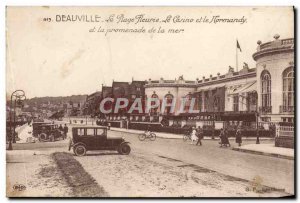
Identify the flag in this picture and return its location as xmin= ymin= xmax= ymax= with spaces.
xmin=237 ymin=40 xmax=242 ymax=52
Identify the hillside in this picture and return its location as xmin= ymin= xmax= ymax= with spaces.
xmin=25 ymin=95 xmax=87 ymax=106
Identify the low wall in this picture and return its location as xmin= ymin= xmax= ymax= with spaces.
xmin=108 ymin=122 xmax=275 ymax=137
xmin=275 ymin=136 xmax=294 ymax=149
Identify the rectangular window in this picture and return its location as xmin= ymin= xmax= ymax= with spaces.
xmin=96 ymin=129 xmax=105 ymax=136
xmin=86 ymin=128 xmax=95 ymax=136
xmin=198 ymin=96 xmax=202 ymax=112
xmin=77 ymin=128 xmax=85 ymax=136
xmin=261 ymin=117 xmax=271 ymax=122
xmin=281 ymin=117 xmax=294 ymax=123
xmin=233 ymin=94 xmax=239 ymax=112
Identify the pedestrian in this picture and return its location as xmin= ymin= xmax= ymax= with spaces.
xmin=190 ymin=127 xmax=197 ymax=144
xmin=219 ymin=128 xmax=230 ymax=147
xmin=224 ymin=128 xmax=231 ymax=147
xmin=219 ymin=128 xmax=225 ymax=147
xmin=235 ymin=127 xmax=242 ymax=147
xmin=196 ymin=126 xmax=203 ymax=146
xmin=63 ymin=124 xmax=68 ymax=139
xmin=59 ymin=124 xmax=63 ymax=132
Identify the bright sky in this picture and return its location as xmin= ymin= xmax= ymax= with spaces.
xmin=6 ymin=6 xmax=294 ymax=98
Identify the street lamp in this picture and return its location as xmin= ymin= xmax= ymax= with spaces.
xmin=256 ymin=111 xmax=260 ymax=144
xmin=8 ymin=90 xmax=26 ymax=150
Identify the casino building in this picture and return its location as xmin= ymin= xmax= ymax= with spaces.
xmin=144 ymin=34 xmax=294 ymax=124
xmin=92 ymin=34 xmax=294 ymax=144
xmin=253 ymin=34 xmax=294 ymax=123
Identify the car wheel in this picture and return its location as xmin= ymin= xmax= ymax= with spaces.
xmin=138 ymin=134 xmax=146 ymax=141
xmin=119 ymin=143 xmax=131 ymax=155
xmin=74 ymin=145 xmax=86 ymax=156
xmin=40 ymin=133 xmax=47 ymax=142
xmin=150 ymin=133 xmax=156 ymax=141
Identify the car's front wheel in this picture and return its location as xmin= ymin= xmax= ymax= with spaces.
xmin=119 ymin=143 xmax=131 ymax=155
xmin=74 ymin=145 xmax=87 ymax=156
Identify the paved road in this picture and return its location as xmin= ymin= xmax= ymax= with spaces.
xmin=109 ymin=130 xmax=294 ymax=194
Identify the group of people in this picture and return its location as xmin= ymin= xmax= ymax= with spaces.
xmin=188 ymin=126 xmax=243 ymax=147
xmin=58 ymin=124 xmax=68 ymax=139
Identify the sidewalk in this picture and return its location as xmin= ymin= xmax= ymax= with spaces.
xmin=232 ymin=144 xmax=294 ymax=160
xmin=110 ymin=127 xmax=274 ymax=141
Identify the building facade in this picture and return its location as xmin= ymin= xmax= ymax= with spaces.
xmin=253 ymin=34 xmax=294 ymax=123
xmin=97 ymin=35 xmax=293 ymax=128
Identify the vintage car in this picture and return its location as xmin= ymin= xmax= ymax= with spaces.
xmin=32 ymin=122 xmax=51 ymax=137
xmin=69 ymin=126 xmax=131 ymax=156
xmin=36 ymin=124 xmax=64 ymax=142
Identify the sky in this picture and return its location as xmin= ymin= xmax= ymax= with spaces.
xmin=6 ymin=6 xmax=294 ymax=99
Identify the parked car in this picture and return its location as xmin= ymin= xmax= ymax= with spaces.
xmin=69 ymin=126 xmax=131 ymax=156
xmin=32 ymin=122 xmax=51 ymax=137
xmin=37 ymin=124 xmax=63 ymax=142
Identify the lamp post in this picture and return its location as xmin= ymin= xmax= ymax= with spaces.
xmin=8 ymin=90 xmax=26 ymax=150
xmin=256 ymin=111 xmax=260 ymax=144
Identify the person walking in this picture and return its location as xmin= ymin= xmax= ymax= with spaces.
xmin=224 ymin=128 xmax=231 ymax=147
xmin=235 ymin=127 xmax=242 ymax=147
xmin=63 ymin=124 xmax=68 ymax=139
xmin=196 ymin=126 xmax=203 ymax=146
xmin=59 ymin=124 xmax=63 ymax=131
xmin=219 ymin=128 xmax=230 ymax=147
xmin=190 ymin=127 xmax=197 ymax=144
xmin=219 ymin=128 xmax=225 ymax=147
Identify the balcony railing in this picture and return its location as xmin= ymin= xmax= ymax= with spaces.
xmin=280 ymin=105 xmax=294 ymax=113
xmin=259 ymin=38 xmax=294 ymax=51
xmin=259 ymin=106 xmax=272 ymax=114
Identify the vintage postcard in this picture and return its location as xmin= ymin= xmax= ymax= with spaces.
xmin=6 ymin=6 xmax=294 ymax=198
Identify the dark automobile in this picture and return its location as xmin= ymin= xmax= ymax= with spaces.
xmin=37 ymin=124 xmax=64 ymax=142
xmin=69 ymin=126 xmax=131 ymax=156
xmin=32 ymin=122 xmax=51 ymax=137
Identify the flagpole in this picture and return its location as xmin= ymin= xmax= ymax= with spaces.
xmin=236 ymin=39 xmax=238 ymax=72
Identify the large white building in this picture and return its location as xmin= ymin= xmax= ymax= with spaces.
xmin=253 ymin=34 xmax=294 ymax=122
xmin=144 ymin=35 xmax=294 ymax=123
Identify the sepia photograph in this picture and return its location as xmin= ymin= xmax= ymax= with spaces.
xmin=5 ymin=6 xmax=295 ymax=198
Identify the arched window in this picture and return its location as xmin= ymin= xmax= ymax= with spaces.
xmin=247 ymin=91 xmax=258 ymax=112
xmin=184 ymin=93 xmax=192 ymax=112
xmin=261 ymin=71 xmax=271 ymax=107
xmin=283 ymin=67 xmax=294 ymax=108
xmin=151 ymin=94 xmax=159 ymax=114
xmin=164 ymin=94 xmax=174 ymax=114
xmin=213 ymin=96 xmax=220 ymax=112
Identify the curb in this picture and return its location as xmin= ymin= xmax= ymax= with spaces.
xmin=232 ymin=147 xmax=294 ymax=160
